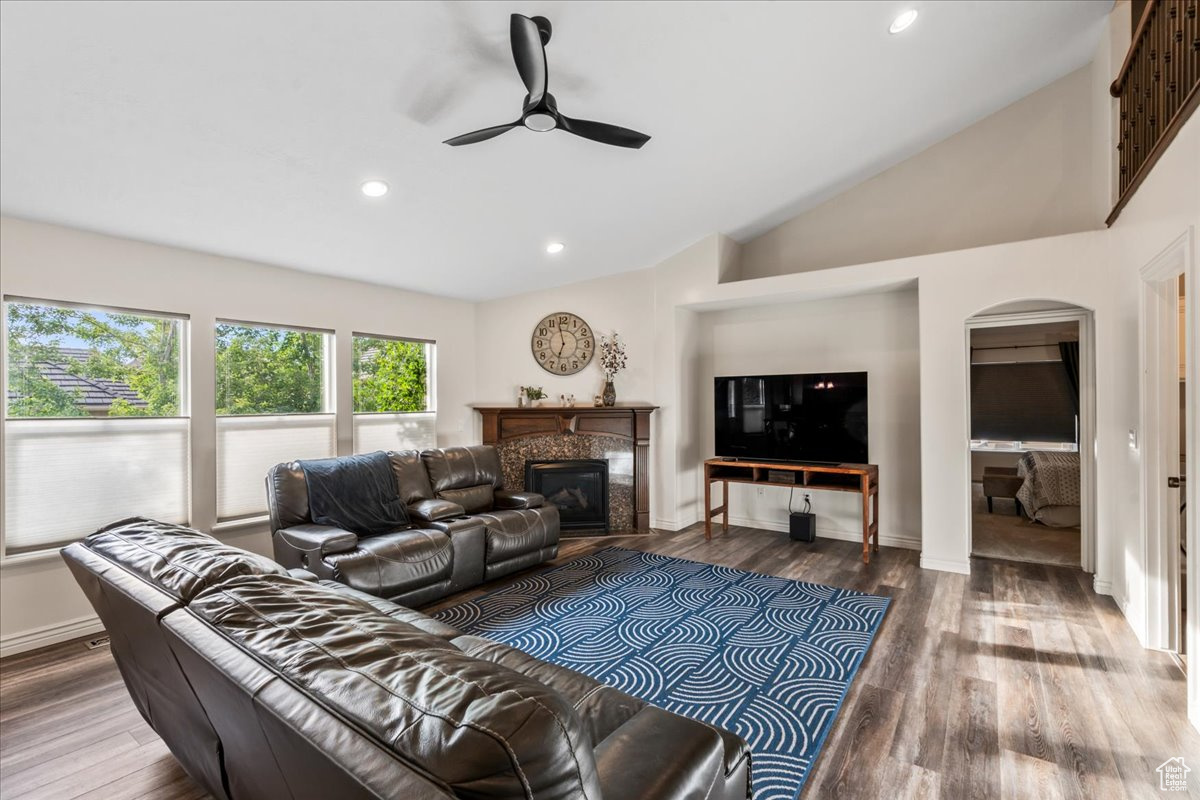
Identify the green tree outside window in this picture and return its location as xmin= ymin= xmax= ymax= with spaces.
xmin=353 ymin=336 xmax=430 ymax=413
xmin=6 ymin=302 xmax=181 ymax=418
xmin=6 ymin=304 xmax=430 ymax=419
xmin=215 ymin=324 xmax=326 ymax=415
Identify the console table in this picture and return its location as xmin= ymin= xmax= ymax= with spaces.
xmin=703 ymin=458 xmax=880 ymax=563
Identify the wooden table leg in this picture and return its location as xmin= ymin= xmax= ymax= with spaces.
xmin=704 ymin=475 xmax=712 ymax=541
xmin=861 ymin=475 xmax=870 ymax=564
xmin=872 ymin=484 xmax=880 ymax=553
xmin=722 ymin=480 xmax=729 ymax=534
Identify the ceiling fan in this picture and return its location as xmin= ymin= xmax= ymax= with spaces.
xmin=443 ymin=14 xmax=651 ymax=149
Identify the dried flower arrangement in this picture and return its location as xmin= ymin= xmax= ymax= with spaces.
xmin=598 ymin=332 xmax=627 ymax=380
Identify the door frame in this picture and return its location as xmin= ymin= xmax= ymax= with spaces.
xmin=1139 ymin=228 xmax=1197 ymax=729
xmin=964 ymin=307 xmax=1097 ymax=574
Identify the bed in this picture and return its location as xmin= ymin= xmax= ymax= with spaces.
xmin=1016 ymin=450 xmax=1081 ymax=528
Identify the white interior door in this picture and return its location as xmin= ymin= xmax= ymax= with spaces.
xmin=1139 ymin=229 xmax=1198 ymax=730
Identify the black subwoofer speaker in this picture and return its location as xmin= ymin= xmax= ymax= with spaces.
xmin=789 ymin=512 xmax=816 ymax=542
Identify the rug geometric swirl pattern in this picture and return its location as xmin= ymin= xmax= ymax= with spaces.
xmin=436 ymin=547 xmax=891 ymax=800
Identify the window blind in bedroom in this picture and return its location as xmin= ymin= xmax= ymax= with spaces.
xmin=970 ymin=361 xmax=1077 ymax=443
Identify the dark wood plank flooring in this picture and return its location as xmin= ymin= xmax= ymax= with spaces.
xmin=2 ymin=524 xmax=1197 ymax=799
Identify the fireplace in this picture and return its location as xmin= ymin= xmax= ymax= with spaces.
xmin=475 ymin=405 xmax=657 ymax=530
xmin=525 ymin=459 xmax=609 ymax=533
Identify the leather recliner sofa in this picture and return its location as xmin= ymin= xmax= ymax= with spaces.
xmin=62 ymin=518 xmax=751 ymax=800
xmin=419 ymin=445 xmax=559 ymax=581
xmin=266 ymin=445 xmax=560 ymax=605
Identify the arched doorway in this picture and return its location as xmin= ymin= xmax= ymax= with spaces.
xmin=964 ymin=302 xmax=1096 ymax=572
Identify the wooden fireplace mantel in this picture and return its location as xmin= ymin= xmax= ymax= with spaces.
xmin=474 ymin=404 xmax=658 ymax=529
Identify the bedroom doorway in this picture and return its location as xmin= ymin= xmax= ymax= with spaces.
xmin=965 ymin=306 xmax=1095 ymax=572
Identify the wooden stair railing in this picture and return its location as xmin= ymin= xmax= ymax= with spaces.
xmin=1107 ymin=0 xmax=1200 ymax=226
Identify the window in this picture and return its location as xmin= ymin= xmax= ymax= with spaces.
xmin=970 ymin=362 xmax=1077 ymax=444
xmin=351 ymin=334 xmax=435 ymax=454
xmin=215 ymin=321 xmax=334 ymax=520
xmin=3 ymin=298 xmax=189 ymax=556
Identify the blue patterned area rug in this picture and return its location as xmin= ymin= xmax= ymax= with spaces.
xmin=435 ymin=547 xmax=890 ymax=800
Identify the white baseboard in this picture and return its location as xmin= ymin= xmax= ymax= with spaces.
xmin=1 ymin=614 xmax=104 ymax=659
xmin=723 ymin=514 xmax=920 ymax=551
xmin=919 ymin=555 xmax=971 ymax=575
xmin=651 ymin=512 xmax=700 ymax=532
xmin=1093 ymin=577 xmax=1113 ymax=596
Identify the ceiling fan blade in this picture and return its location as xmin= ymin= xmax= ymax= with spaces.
xmin=510 ymin=14 xmax=548 ymax=105
xmin=443 ymin=121 xmax=520 ymax=146
xmin=558 ymin=116 xmax=650 ymax=149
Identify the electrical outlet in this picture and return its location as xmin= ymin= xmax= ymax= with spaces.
xmin=756 ymin=486 xmax=765 ymax=496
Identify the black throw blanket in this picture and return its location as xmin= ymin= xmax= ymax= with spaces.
xmin=299 ymin=451 xmax=409 ymax=536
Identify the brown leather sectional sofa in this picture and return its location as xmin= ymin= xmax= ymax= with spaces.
xmin=62 ymin=518 xmax=751 ymax=800
xmin=267 ymin=446 xmax=560 ymax=605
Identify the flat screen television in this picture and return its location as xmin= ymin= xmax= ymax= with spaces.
xmin=714 ymin=372 xmax=868 ymax=464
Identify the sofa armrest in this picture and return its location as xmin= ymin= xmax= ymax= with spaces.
xmin=276 ymin=524 xmax=358 ymax=559
xmin=426 ymin=517 xmax=486 ymax=593
xmin=594 ymin=706 xmax=731 ymax=800
xmin=408 ymin=498 xmax=465 ymax=523
xmin=494 ymin=489 xmax=544 ymax=509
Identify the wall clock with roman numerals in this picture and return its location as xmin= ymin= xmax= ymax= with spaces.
xmin=531 ymin=312 xmax=595 ymax=375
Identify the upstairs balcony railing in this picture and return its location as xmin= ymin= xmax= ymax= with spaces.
xmin=1108 ymin=0 xmax=1200 ymax=225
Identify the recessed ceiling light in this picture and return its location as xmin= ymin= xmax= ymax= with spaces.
xmin=546 ymin=242 xmax=565 ymax=254
xmin=889 ymin=9 xmax=918 ymax=34
xmin=361 ymin=180 xmax=389 ymax=197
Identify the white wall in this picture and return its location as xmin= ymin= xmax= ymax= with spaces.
xmin=697 ymin=290 xmax=921 ymax=548
xmin=473 ymin=268 xmax=656 ymax=411
xmin=738 ymin=66 xmax=1104 ymax=280
xmin=0 ymin=216 xmax=477 ymax=654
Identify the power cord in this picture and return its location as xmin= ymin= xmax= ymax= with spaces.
xmin=788 ymin=490 xmax=812 ymax=515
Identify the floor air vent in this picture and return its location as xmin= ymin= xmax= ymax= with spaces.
xmin=85 ymin=636 xmax=110 ymax=650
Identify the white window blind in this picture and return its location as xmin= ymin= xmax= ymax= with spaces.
xmin=216 ymin=414 xmax=335 ymax=519
xmin=4 ymin=417 xmax=190 ymax=554
xmin=353 ymin=412 xmax=437 ymax=454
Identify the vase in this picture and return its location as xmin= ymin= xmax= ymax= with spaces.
xmin=602 ymin=380 xmax=616 ymax=407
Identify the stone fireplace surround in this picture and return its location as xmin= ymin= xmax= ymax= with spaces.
xmin=474 ymin=405 xmax=657 ymax=532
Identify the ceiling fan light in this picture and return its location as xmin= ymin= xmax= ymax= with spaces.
xmin=524 ymin=113 xmax=557 ymax=132
xmin=360 ymin=180 xmax=389 ymax=197
xmin=889 ymin=9 xmax=918 ymax=34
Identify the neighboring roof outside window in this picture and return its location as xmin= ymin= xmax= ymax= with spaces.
xmin=6 ymin=346 xmax=147 ymax=415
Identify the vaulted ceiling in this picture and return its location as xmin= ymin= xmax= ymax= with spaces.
xmin=0 ymin=1 xmax=1112 ymax=300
